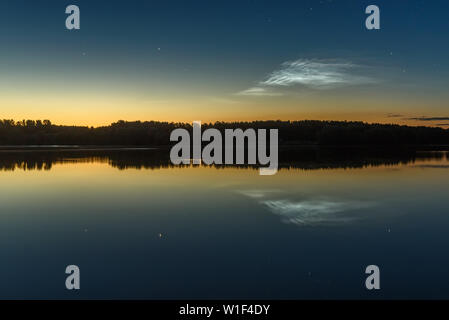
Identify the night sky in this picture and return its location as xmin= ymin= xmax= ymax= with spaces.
xmin=1 ymin=0 xmax=448 ymax=126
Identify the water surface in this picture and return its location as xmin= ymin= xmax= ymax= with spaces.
xmin=1 ymin=148 xmax=449 ymax=299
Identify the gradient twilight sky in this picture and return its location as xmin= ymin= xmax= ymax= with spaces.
xmin=1 ymin=0 xmax=449 ymax=126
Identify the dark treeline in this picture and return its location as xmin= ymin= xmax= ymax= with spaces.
xmin=0 ymin=147 xmax=447 ymax=172
xmin=1 ymin=119 xmax=449 ymax=145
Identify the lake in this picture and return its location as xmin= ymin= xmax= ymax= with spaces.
xmin=1 ymin=147 xmax=449 ymax=299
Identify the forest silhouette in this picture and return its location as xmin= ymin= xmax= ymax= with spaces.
xmin=0 ymin=119 xmax=448 ymax=146
xmin=0 ymin=146 xmax=446 ymax=172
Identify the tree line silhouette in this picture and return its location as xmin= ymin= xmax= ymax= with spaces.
xmin=0 ymin=119 xmax=448 ymax=146
xmin=0 ymin=147 xmax=446 ymax=172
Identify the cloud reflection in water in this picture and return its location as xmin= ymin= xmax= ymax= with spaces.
xmin=238 ymin=190 xmax=374 ymax=226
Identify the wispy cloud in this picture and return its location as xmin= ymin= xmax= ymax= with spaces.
xmin=415 ymin=164 xmax=449 ymax=169
xmin=236 ymin=189 xmax=281 ymax=198
xmin=261 ymin=199 xmax=372 ymax=226
xmin=406 ymin=116 xmax=449 ymax=121
xmin=386 ymin=113 xmax=404 ymax=118
xmin=238 ymin=189 xmax=374 ymax=226
xmin=236 ymin=87 xmax=282 ymax=97
xmin=262 ymin=60 xmax=374 ymax=88
xmin=237 ymin=59 xmax=377 ymax=96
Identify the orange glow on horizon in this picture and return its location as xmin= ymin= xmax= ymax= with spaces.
xmin=1 ymin=94 xmax=448 ymax=128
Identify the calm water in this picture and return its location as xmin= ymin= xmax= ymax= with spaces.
xmin=1 ymin=148 xmax=449 ymax=299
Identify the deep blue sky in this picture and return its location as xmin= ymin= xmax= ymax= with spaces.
xmin=1 ymin=0 xmax=448 ymax=125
